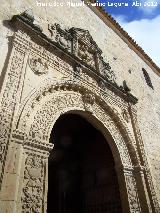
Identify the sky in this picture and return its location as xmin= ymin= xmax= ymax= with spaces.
xmin=97 ymin=0 xmax=160 ymax=67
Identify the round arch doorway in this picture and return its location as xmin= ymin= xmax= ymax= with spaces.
xmin=47 ymin=113 xmax=122 ymax=213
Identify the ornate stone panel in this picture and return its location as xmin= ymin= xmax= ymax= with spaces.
xmin=16 ymin=83 xmax=135 ymax=167
xmin=125 ymin=171 xmax=141 ymax=212
xmin=0 ymin=38 xmax=27 ymax=186
xmin=21 ymin=154 xmax=45 ymax=213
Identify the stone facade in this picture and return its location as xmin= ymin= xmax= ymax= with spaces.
xmin=0 ymin=0 xmax=160 ymax=212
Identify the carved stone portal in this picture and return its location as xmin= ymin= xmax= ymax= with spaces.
xmin=0 ymin=10 xmax=159 ymax=213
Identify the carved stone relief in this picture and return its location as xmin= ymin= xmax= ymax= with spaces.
xmin=48 ymin=23 xmax=72 ymax=51
xmin=21 ymin=154 xmax=45 ymax=213
xmin=0 ymin=10 xmax=159 ymax=213
xmin=23 ymin=90 xmax=132 ymax=167
xmin=47 ymin=21 xmax=117 ymax=83
xmin=122 ymin=108 xmax=130 ymax=123
xmin=13 ymin=81 xmax=157 ymax=212
xmin=77 ymin=40 xmax=96 ymax=69
xmin=0 ymin=45 xmax=26 ymax=185
xmin=28 ymin=55 xmax=48 ymax=75
xmin=20 ymin=90 xmax=146 ymax=212
xmin=82 ymin=92 xmax=95 ymax=113
xmin=125 ymin=172 xmax=141 ymax=212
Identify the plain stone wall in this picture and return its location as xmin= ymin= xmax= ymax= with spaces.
xmin=0 ymin=0 xmax=160 ymax=205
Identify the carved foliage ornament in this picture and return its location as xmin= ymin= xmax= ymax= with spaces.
xmin=21 ymin=154 xmax=44 ymax=213
xmin=28 ymin=55 xmax=48 ymax=75
xmin=0 ymin=48 xmax=25 ymax=184
xmin=125 ymin=174 xmax=141 ymax=212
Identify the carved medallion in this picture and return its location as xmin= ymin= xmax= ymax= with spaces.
xmin=28 ymin=56 xmax=48 ymax=75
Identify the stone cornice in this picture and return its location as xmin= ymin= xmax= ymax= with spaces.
xmin=86 ymin=0 xmax=160 ymax=76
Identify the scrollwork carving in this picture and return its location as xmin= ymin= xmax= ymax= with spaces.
xmin=47 ymin=23 xmax=116 ymax=82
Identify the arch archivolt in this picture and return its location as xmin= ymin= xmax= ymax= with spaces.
xmin=15 ymin=80 xmax=140 ymax=169
xmin=13 ymin=80 xmax=146 ymax=213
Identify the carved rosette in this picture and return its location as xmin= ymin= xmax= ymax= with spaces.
xmin=28 ymin=55 xmax=48 ymax=75
xmin=21 ymin=154 xmax=45 ymax=213
xmin=82 ymin=92 xmax=95 ymax=113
